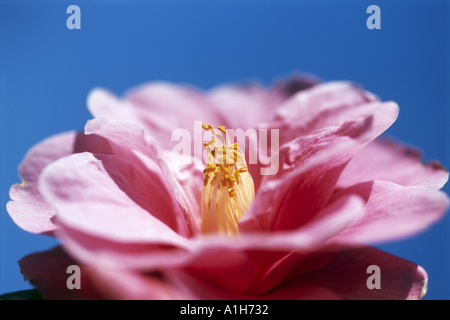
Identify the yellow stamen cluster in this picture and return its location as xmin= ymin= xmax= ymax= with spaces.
xmin=201 ymin=124 xmax=255 ymax=236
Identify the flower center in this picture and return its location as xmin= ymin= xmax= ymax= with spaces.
xmin=201 ymin=124 xmax=255 ymax=236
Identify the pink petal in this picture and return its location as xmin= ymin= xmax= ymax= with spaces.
xmin=206 ymin=77 xmax=319 ymax=192
xmin=256 ymin=250 xmax=338 ymax=295
xmin=86 ymin=267 xmax=185 ymax=300
xmin=337 ymin=137 xmax=448 ymax=189
xmin=87 ymin=267 xmax=339 ymax=300
xmin=54 ymin=195 xmax=362 ymax=291
xmin=19 ymin=245 xmax=339 ymax=300
xmin=7 ymin=132 xmax=112 ymax=235
xmin=274 ymin=81 xmax=378 ymax=145
xmin=166 ymin=269 xmax=340 ymax=299
xmin=262 ymin=285 xmax=340 ymax=300
xmin=181 ymin=236 xmax=342 ymax=295
xmin=18 ymin=246 xmax=102 ymax=300
xmin=178 ymin=247 xmax=334 ymax=296
xmin=143 ymin=195 xmax=362 ymax=295
xmin=82 ymin=266 xmax=249 ymax=300
xmin=241 ymin=101 xmax=399 ymax=232
xmin=328 ymin=180 xmax=450 ymax=245
xmin=39 ymin=152 xmax=190 ymax=246
xmin=180 ymin=247 xmax=267 ymax=294
xmin=55 ymin=223 xmax=190 ymax=270
xmin=279 ymin=246 xmax=429 ymax=300
xmin=238 ymin=194 xmax=365 ymax=252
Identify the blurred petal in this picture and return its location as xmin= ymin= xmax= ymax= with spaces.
xmin=208 ymin=83 xmax=285 ymax=130
xmin=88 ymin=267 xmax=339 ymax=300
xmin=328 ymin=180 xmax=450 ymax=245
xmin=273 ymin=74 xmax=320 ymax=98
xmin=87 ymin=267 xmax=184 ymax=300
xmin=88 ymin=82 xmax=227 ymax=151
xmin=19 ymin=246 xmax=102 ymax=300
xmin=7 ymin=132 xmax=112 ymax=235
xmin=280 ymin=246 xmax=428 ymax=300
xmin=337 ymin=137 xmax=449 ymax=189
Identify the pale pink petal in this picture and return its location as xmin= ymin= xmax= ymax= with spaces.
xmin=85 ymin=118 xmax=201 ymax=236
xmin=208 ymin=83 xmax=285 ymax=130
xmin=161 ymin=150 xmax=204 ymax=230
xmin=18 ymin=246 xmax=102 ymax=300
xmin=124 ymin=81 xmax=227 ymax=129
xmin=88 ymin=82 xmax=227 ymax=152
xmin=39 ymin=152 xmax=190 ymax=246
xmin=337 ymin=137 xmax=448 ymax=189
xmin=328 ymin=180 xmax=450 ymax=245
xmin=87 ymin=88 xmax=140 ymax=125
xmin=280 ymin=246 xmax=429 ymax=300
xmin=7 ymin=132 xmax=112 ymax=235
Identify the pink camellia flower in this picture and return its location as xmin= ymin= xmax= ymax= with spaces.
xmin=7 ymin=76 xmax=449 ymax=300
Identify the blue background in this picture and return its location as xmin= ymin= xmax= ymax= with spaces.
xmin=1 ymin=0 xmax=449 ymax=299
